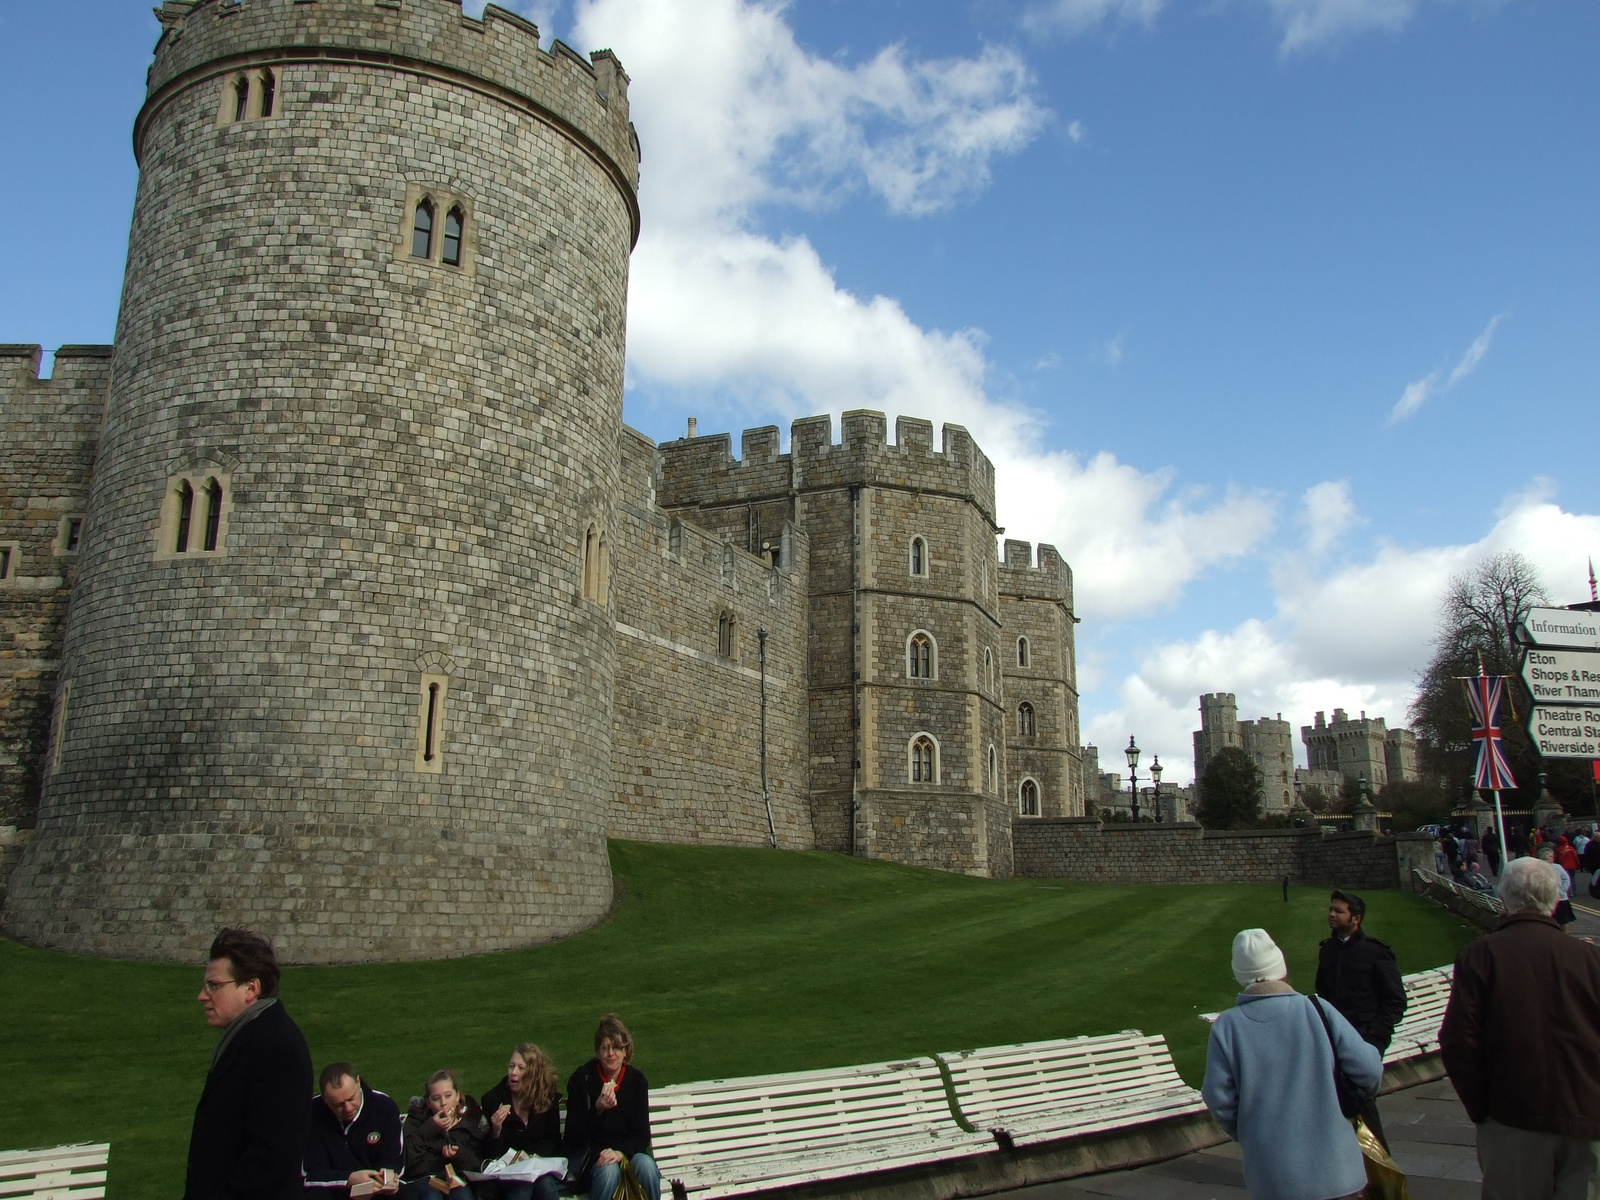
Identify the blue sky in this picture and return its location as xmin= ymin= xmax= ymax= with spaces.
xmin=2 ymin=0 xmax=1596 ymax=783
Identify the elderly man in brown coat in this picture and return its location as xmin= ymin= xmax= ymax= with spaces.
xmin=1440 ymin=856 xmax=1600 ymax=1200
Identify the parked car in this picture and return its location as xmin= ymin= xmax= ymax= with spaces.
xmin=1416 ymin=823 xmax=1444 ymax=837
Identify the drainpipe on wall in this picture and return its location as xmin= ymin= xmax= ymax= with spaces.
xmin=759 ymin=626 xmax=776 ymax=849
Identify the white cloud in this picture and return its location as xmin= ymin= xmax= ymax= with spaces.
xmin=1066 ymin=119 xmax=1087 ymax=143
xmin=1302 ymin=479 xmax=1361 ymax=555
xmin=569 ymin=0 xmax=1276 ymax=621
xmin=1023 ymin=0 xmax=1165 ymax=40
xmin=1087 ymin=487 xmax=1600 ymax=783
xmin=1389 ymin=313 xmax=1506 ymax=424
xmin=1267 ymin=0 xmax=1422 ymax=51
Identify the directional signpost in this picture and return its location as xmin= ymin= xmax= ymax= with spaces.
xmin=1518 ymin=607 xmax=1600 ymax=761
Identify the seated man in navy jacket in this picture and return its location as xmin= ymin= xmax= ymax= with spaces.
xmin=304 ymin=1063 xmax=403 ymax=1199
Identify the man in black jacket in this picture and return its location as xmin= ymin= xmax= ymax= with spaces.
xmin=1315 ymin=890 xmax=1406 ymax=1150
xmin=1315 ymin=890 xmax=1407 ymax=1051
xmin=185 ymin=928 xmax=314 ymax=1200
xmin=303 ymin=1063 xmax=402 ymax=1198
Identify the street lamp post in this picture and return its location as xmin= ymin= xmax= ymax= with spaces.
xmin=1150 ymin=755 xmax=1163 ymax=823
xmin=1126 ymin=736 xmax=1141 ymax=822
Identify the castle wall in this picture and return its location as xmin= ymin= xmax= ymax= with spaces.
xmin=0 ymin=346 xmax=111 ymax=833
xmin=1013 ymin=818 xmax=1436 ymax=891
xmin=608 ymin=428 xmax=812 ymax=848
xmin=1001 ymin=539 xmax=1083 ymax=820
xmin=3 ymin=0 xmax=639 ymax=963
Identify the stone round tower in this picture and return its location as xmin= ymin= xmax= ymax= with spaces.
xmin=1 ymin=0 xmax=639 ymax=962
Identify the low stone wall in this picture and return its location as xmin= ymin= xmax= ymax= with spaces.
xmin=1012 ymin=818 xmax=1434 ymax=889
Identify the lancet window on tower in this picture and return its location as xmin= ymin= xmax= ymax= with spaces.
xmin=1020 ymin=779 xmax=1040 ymax=816
xmin=443 ymin=208 xmax=464 ymax=267
xmin=258 ymin=69 xmax=275 ymax=118
xmin=174 ymin=481 xmax=194 ymax=553
xmin=160 ymin=472 xmax=231 ymax=559
xmin=910 ymin=734 xmax=938 ymax=784
xmin=415 ymin=672 xmax=448 ymax=774
xmin=1017 ymin=636 xmax=1031 ymax=668
xmin=1019 ymin=702 xmax=1036 ymax=737
xmin=233 ymin=76 xmax=250 ymax=122
xmin=989 ymin=744 xmax=999 ymax=793
xmin=717 ymin=611 xmax=736 ymax=659
xmin=909 ymin=536 xmax=927 ymax=578
xmin=412 ymin=201 xmax=434 ymax=260
xmin=907 ymin=631 xmax=935 ymax=680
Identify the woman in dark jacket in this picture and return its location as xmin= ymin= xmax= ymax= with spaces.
xmin=480 ymin=1044 xmax=564 ymax=1200
xmin=401 ymin=1069 xmax=488 ymax=1200
xmin=565 ymin=1015 xmax=660 ymax=1200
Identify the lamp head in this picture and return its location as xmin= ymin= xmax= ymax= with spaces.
xmin=1150 ymin=755 xmax=1162 ymax=785
xmin=1125 ymin=736 xmax=1140 ymax=771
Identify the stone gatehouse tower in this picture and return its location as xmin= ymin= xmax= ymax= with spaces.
xmin=2 ymin=0 xmax=640 ymax=962
xmin=0 ymin=0 xmax=1085 ymax=962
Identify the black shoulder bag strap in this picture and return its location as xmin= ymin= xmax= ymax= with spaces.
xmin=1311 ymin=995 xmax=1368 ymax=1120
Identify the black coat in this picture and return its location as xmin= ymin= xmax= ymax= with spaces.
xmin=185 ymin=1000 xmax=315 ymax=1200
xmin=302 ymin=1081 xmax=403 ymax=1196
xmin=1315 ymin=929 xmax=1407 ymax=1051
xmin=564 ymin=1061 xmax=651 ymax=1176
xmin=481 ymin=1077 xmax=564 ymax=1160
xmin=401 ymin=1096 xmax=488 ymax=1182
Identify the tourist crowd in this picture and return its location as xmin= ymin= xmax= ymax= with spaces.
xmin=182 ymin=852 xmax=1600 ymax=1200
xmin=186 ymin=929 xmax=657 ymax=1200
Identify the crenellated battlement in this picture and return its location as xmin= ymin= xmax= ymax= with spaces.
xmin=143 ymin=0 xmax=638 ymax=198
xmin=0 ymin=345 xmax=115 ymax=396
xmin=658 ymin=410 xmax=996 ymax=523
xmin=999 ymin=538 xmax=1072 ymax=607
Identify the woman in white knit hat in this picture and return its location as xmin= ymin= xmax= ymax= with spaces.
xmin=1202 ymin=928 xmax=1384 ymax=1200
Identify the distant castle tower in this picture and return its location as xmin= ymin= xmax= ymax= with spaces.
xmin=1193 ymin=692 xmax=1240 ymax=783
xmin=3 ymin=0 xmax=641 ymax=962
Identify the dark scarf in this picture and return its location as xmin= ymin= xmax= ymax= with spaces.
xmin=210 ymin=996 xmax=278 ymax=1074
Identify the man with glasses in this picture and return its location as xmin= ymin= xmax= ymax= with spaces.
xmin=185 ymin=927 xmax=313 ymax=1200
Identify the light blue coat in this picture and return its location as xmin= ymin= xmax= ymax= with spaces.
xmin=1202 ymin=990 xmax=1384 ymax=1200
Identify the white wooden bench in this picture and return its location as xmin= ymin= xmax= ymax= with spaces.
xmin=0 ymin=1143 xmax=109 ymax=1200
xmin=1384 ymin=966 xmax=1453 ymax=1064
xmin=650 ymin=1057 xmax=992 ymax=1200
xmin=1198 ymin=966 xmax=1455 ymax=1067
xmin=937 ymin=1032 xmax=1206 ymax=1150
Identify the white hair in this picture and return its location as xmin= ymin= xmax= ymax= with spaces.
xmin=1498 ymin=856 xmax=1560 ymax=916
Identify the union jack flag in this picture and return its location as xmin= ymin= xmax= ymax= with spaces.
xmin=1463 ymin=668 xmax=1517 ymax=792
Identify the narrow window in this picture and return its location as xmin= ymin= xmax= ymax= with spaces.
xmin=202 ymin=477 xmax=223 ymax=551
xmin=0 ymin=546 xmax=11 ymax=579
xmin=986 ymin=648 xmax=995 ymax=692
xmin=415 ymin=673 xmax=448 ymax=773
xmin=909 ymin=537 xmax=925 ymax=577
xmin=911 ymin=736 xmax=936 ymax=784
xmin=908 ymin=633 xmax=933 ymax=679
xmin=66 ymin=519 xmax=82 ymax=552
xmin=412 ymin=201 xmax=434 ymax=259
xmin=582 ymin=524 xmax=598 ymax=600
xmin=234 ymin=76 xmax=250 ymax=122
xmin=423 ymin=684 xmax=439 ymax=762
xmin=718 ymin=612 xmax=736 ymax=659
xmin=989 ymin=745 xmax=999 ymax=793
xmin=1017 ymin=636 xmax=1030 ymax=668
xmin=1021 ymin=779 xmax=1040 ymax=817
xmin=49 ymin=680 xmax=71 ymax=774
xmin=668 ymin=520 xmax=682 ymax=559
xmin=442 ymin=207 xmax=463 ymax=266
xmin=258 ymin=69 xmax=275 ymax=118
xmin=175 ymin=481 xmax=194 ymax=553
xmin=1019 ymin=702 xmax=1035 ymax=738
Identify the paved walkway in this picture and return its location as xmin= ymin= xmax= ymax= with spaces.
xmin=1003 ymin=1078 xmax=1479 ymax=1200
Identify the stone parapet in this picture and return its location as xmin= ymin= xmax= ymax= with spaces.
xmin=658 ymin=412 xmax=997 ymax=526
xmin=1013 ymin=819 xmax=1411 ymax=889
xmin=145 ymin=0 xmax=638 ymax=220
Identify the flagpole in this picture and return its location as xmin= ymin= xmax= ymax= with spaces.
xmin=1492 ymin=788 xmax=1508 ymax=873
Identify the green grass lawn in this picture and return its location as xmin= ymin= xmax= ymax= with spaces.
xmin=0 ymin=840 xmax=1477 ymax=1198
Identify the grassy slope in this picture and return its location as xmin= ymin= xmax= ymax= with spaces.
xmin=0 ymin=841 xmax=1477 ymax=1198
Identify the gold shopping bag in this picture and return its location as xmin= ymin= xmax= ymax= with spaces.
xmin=1354 ymin=1118 xmax=1409 ymax=1200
